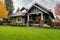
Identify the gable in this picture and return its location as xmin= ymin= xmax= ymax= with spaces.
xmin=28 ymin=3 xmax=49 ymax=14
xmin=27 ymin=3 xmax=54 ymax=19
xmin=34 ymin=3 xmax=54 ymax=18
xmin=28 ymin=6 xmax=42 ymax=14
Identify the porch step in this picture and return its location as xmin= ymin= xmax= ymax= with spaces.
xmin=29 ymin=24 xmax=40 ymax=27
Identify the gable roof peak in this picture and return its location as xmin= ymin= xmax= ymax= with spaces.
xmin=20 ymin=7 xmax=28 ymax=11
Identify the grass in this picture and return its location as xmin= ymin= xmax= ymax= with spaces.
xmin=0 ymin=25 xmax=60 ymax=40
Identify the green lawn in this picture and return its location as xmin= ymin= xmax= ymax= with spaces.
xmin=0 ymin=25 xmax=60 ymax=40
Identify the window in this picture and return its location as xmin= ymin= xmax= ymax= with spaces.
xmin=16 ymin=17 xmax=22 ymax=23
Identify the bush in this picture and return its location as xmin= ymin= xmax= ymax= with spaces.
xmin=47 ymin=18 xmax=54 ymax=27
xmin=43 ymin=24 xmax=51 ymax=28
xmin=10 ymin=22 xmax=25 ymax=27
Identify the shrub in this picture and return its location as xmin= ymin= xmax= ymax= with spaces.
xmin=10 ymin=22 xmax=25 ymax=27
xmin=47 ymin=18 xmax=54 ymax=27
xmin=43 ymin=24 xmax=51 ymax=28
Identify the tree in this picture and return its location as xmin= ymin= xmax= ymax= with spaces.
xmin=5 ymin=0 xmax=14 ymax=17
xmin=0 ymin=0 xmax=8 ymax=18
xmin=47 ymin=18 xmax=54 ymax=27
xmin=55 ymin=3 xmax=60 ymax=16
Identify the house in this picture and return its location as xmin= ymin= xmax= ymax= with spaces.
xmin=9 ymin=3 xmax=54 ymax=27
xmin=9 ymin=7 xmax=27 ymax=25
xmin=54 ymin=19 xmax=60 ymax=26
xmin=53 ymin=17 xmax=60 ymax=27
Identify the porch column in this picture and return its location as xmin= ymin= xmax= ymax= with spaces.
xmin=41 ymin=13 xmax=43 ymax=20
xmin=40 ymin=12 xmax=44 ymax=27
xmin=27 ymin=14 xmax=29 ymax=27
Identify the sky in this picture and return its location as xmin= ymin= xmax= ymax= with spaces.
xmin=13 ymin=0 xmax=60 ymax=15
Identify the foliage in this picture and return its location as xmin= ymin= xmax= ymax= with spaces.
xmin=10 ymin=22 xmax=23 ymax=26
xmin=5 ymin=0 xmax=14 ymax=16
xmin=43 ymin=24 xmax=51 ymax=28
xmin=3 ymin=18 xmax=8 ymax=22
xmin=0 ymin=0 xmax=8 ymax=18
xmin=47 ymin=18 xmax=54 ymax=27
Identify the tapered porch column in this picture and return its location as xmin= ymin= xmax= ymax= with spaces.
xmin=40 ymin=12 xmax=44 ymax=27
xmin=41 ymin=13 xmax=43 ymax=20
xmin=27 ymin=14 xmax=29 ymax=27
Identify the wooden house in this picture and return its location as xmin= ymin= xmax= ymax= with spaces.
xmin=9 ymin=3 xmax=54 ymax=27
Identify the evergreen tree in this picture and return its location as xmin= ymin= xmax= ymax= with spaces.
xmin=5 ymin=0 xmax=14 ymax=17
xmin=47 ymin=18 xmax=53 ymax=27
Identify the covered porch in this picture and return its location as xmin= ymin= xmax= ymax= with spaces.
xmin=26 ymin=12 xmax=46 ymax=27
xmin=25 ymin=3 xmax=54 ymax=27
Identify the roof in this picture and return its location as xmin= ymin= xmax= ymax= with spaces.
xmin=27 ymin=3 xmax=54 ymax=18
xmin=9 ymin=11 xmax=26 ymax=17
xmin=20 ymin=7 xmax=28 ymax=11
xmin=9 ymin=7 xmax=27 ymax=17
xmin=9 ymin=3 xmax=54 ymax=19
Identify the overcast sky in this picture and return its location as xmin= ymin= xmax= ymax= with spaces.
xmin=13 ymin=0 xmax=60 ymax=14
